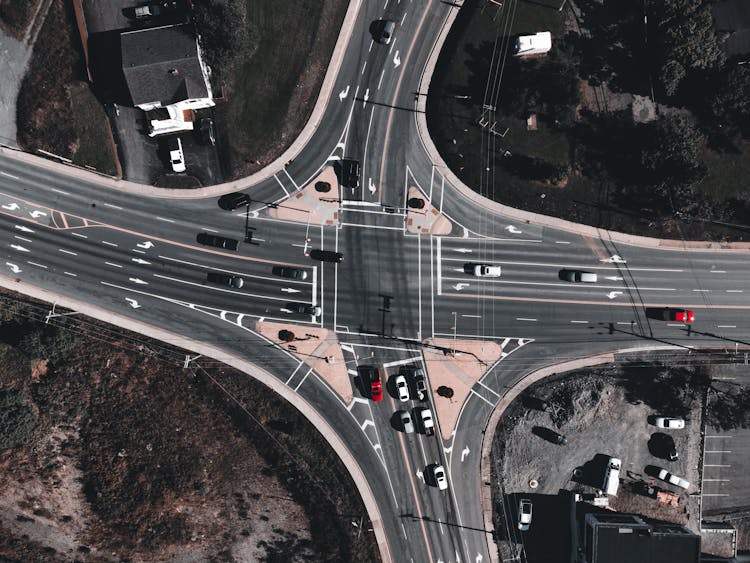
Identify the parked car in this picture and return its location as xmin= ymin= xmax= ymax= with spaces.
xmin=399 ymin=410 xmax=414 ymax=433
xmin=218 ymin=192 xmax=251 ymax=210
xmin=559 ymin=269 xmax=597 ymax=283
xmin=309 ymin=249 xmax=343 ymax=263
xmin=199 ymin=118 xmax=216 ymax=145
xmin=473 ymin=264 xmax=502 ymax=277
xmin=652 ymin=433 xmax=678 ymax=461
xmin=167 ymin=137 xmax=185 ymax=173
xmin=657 ymin=468 xmax=690 ymax=490
xmin=433 ymin=464 xmax=448 ymax=490
xmin=285 ymin=302 xmax=321 ymax=317
xmin=418 ymin=407 xmax=435 ymax=436
xmin=662 ymin=308 xmax=695 ymax=323
xmin=395 ymin=374 xmax=410 ymax=402
xmin=654 ymin=416 xmax=685 ymax=429
xmin=272 ymin=266 xmax=308 ymax=280
xmin=518 ymin=499 xmax=533 ymax=531
xmin=206 ymin=272 xmax=244 ymax=288
xmin=196 ymin=233 xmax=239 ymax=251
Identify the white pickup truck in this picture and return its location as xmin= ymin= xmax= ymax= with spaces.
xmin=419 ymin=408 xmax=435 ymax=436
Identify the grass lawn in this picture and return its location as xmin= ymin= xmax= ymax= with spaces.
xmin=217 ymin=0 xmax=348 ymax=180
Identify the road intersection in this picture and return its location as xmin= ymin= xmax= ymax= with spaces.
xmin=0 ymin=1 xmax=748 ymax=562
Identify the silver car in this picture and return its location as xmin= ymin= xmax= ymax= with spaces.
xmin=399 ymin=410 xmax=414 ymax=434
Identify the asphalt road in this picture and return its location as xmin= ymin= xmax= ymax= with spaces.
xmin=0 ymin=1 xmax=747 ymax=562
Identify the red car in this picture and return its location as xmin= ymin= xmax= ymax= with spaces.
xmin=361 ymin=366 xmax=383 ymax=402
xmin=665 ymin=308 xmax=694 ymax=323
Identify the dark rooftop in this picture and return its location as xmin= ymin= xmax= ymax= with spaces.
xmin=712 ymin=0 xmax=750 ymax=57
xmin=121 ymin=23 xmax=210 ymax=106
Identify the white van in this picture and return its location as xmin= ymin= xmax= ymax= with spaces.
xmin=602 ymin=457 xmax=621 ymax=496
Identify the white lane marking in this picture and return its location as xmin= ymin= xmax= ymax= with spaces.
xmin=703 ymin=494 xmax=730 ymax=497
xmin=105 ymin=262 xmax=122 ymax=268
xmin=273 ymin=174 xmax=291 ymax=197
xmin=158 ymin=255 xmax=311 ymax=285
xmin=6 ymin=262 xmax=21 ymax=273
xmin=704 ymin=478 xmax=731 ymax=481
xmin=10 ymin=244 xmax=29 ymax=252
xmin=27 ymin=261 xmax=47 ymax=269
xmin=692 ymin=289 xmax=709 ymax=292
xmin=0 ymin=171 xmax=19 ymax=179
xmin=1 ymin=202 xmax=19 ymax=210
xmin=462 ymin=314 xmax=481 ymax=318
xmin=137 ymin=241 xmax=154 ymax=249
xmin=15 ymin=225 xmax=34 ymax=233
xmin=51 ymin=188 xmax=70 ymax=195
xmin=705 ymin=450 xmax=732 ymax=453
xmin=156 ymin=216 xmax=175 ymax=223
xmin=293 ymin=367 xmax=314 ymax=392
xmin=710 ymin=270 xmax=726 ymax=274
xmin=705 ymin=436 xmax=732 ymax=439
xmin=383 ymin=357 xmax=423 ymax=368
xmin=439 ymin=256 xmax=682 ymax=272
xmin=132 ymin=249 xmax=146 ymax=254
xmin=469 ymin=388 xmax=494 ymax=407
xmin=460 ymin=446 xmax=470 ymax=462
xmin=201 ymin=227 xmax=218 ymax=233
xmin=126 ymin=298 xmax=141 ymax=309
xmin=555 ymin=241 xmax=571 ymax=244
xmin=339 ymin=85 xmax=350 ymax=101
xmin=285 ymin=363 xmax=304 ymax=385
xmin=102 ymin=241 xmax=118 ymax=247
xmin=104 ymin=203 xmax=123 ymax=210
xmin=29 ymin=210 xmax=46 ymax=218
xmin=129 ymin=278 xmax=148 ymax=285
xmin=442 ymin=275 xmax=676 ymax=292
xmin=377 ymin=69 xmax=385 ymax=90
xmin=361 ymin=61 xmax=367 ymax=75
xmin=726 ymin=289 xmax=743 ymax=293
xmin=64 ymin=271 xmax=77 ymax=277
xmin=14 ymin=235 xmax=32 ymax=242
xmin=154 ymin=273 xmax=292 ymax=302
xmin=570 ymin=320 xmax=588 ymax=324
xmin=717 ymin=325 xmax=736 ymax=328
xmin=516 ymin=318 xmax=537 ymax=322
xmin=132 ymin=258 xmax=151 ymax=265
xmin=58 ymin=249 xmax=77 ymax=256
xmin=704 ymin=464 xmax=731 ymax=467
xmin=71 ymin=232 xmax=87 ymax=239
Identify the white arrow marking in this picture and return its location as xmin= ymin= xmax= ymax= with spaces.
xmin=136 ymin=241 xmax=154 ymax=249
xmin=416 ymin=469 xmax=424 ymax=482
xmin=131 ymin=258 xmax=151 ymax=265
xmin=456 ymin=551 xmax=461 ymax=563
xmin=14 ymin=225 xmax=34 ymax=233
xmin=125 ymin=298 xmax=141 ymax=309
xmin=281 ymin=287 xmax=301 ymax=293
xmin=29 ymin=210 xmax=47 ymax=218
xmin=506 ymin=225 xmax=522 ymax=234
xmin=393 ymin=51 xmax=401 ymax=68
xmin=2 ymin=203 xmax=19 ymax=211
xmin=607 ymin=291 xmax=623 ymax=300
xmin=461 ymin=446 xmax=470 ymax=462
xmin=338 ymin=85 xmax=350 ymax=101
xmin=368 ymin=178 xmax=376 ymax=195
xmin=605 ymin=276 xmax=623 ymax=281
xmin=10 ymin=244 xmax=29 ymax=252
xmin=129 ymin=278 xmax=148 ymax=285
xmin=363 ymin=88 xmax=369 ymax=107
xmin=5 ymin=262 xmax=21 ymax=273
xmin=602 ymin=254 xmax=626 ymax=263
xmin=453 ymin=283 xmax=469 ymax=291
xmin=475 ymin=555 xmax=483 ymax=563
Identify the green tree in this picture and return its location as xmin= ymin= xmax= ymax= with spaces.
xmin=0 ymin=389 xmax=37 ymax=449
xmin=192 ymin=0 xmax=255 ymax=76
xmin=708 ymin=65 xmax=750 ymax=135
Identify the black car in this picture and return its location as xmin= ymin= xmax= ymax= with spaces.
xmin=199 ymin=118 xmax=216 ymax=145
xmin=651 ymin=432 xmax=678 ymax=461
xmin=218 ymin=192 xmax=251 ymax=211
xmin=309 ymin=249 xmax=343 ymax=263
xmin=341 ymin=159 xmax=360 ymax=189
xmin=196 ymin=232 xmax=239 ymax=251
xmin=272 ymin=266 xmax=308 ymax=280
xmin=401 ymin=365 xmax=428 ymax=400
xmin=285 ymin=302 xmax=322 ymax=316
xmin=206 ymin=272 xmax=244 ymax=288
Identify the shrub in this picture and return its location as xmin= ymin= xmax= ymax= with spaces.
xmin=0 ymin=389 xmax=37 ymax=449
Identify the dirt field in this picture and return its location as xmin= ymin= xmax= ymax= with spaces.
xmin=490 ymin=364 xmax=705 ymax=561
xmin=0 ymin=293 xmax=378 ymax=562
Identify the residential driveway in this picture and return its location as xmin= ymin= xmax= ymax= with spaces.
xmin=111 ymin=105 xmax=163 ymax=185
xmin=0 ymin=28 xmax=31 ymax=146
xmin=703 ymin=366 xmax=750 ymax=514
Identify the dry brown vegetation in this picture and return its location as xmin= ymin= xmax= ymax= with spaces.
xmin=0 ymin=293 xmax=378 ymax=561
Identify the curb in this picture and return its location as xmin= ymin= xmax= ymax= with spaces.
xmin=0 ymin=275 xmax=392 ymax=563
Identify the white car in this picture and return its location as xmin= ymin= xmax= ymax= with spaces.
xmin=473 ymin=264 xmax=501 ymax=277
xmin=657 ymin=469 xmax=690 ymax=490
xmin=433 ymin=465 xmax=448 ymax=490
xmin=518 ymin=499 xmax=532 ymax=531
xmin=399 ymin=410 xmax=414 ymax=434
xmin=654 ymin=416 xmax=685 ymax=429
xmin=395 ymin=375 xmax=410 ymax=402
xmin=168 ymin=137 xmax=186 ymax=173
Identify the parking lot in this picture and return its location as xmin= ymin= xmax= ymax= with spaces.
xmin=493 ymin=367 xmax=703 ymax=533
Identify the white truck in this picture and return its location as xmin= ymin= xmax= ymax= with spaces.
xmin=419 ymin=408 xmax=435 ymax=436
xmin=602 ymin=457 xmax=621 ymax=496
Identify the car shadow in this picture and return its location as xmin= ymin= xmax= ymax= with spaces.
xmin=390 ymin=411 xmax=405 ymax=432
xmin=463 ymin=263 xmax=478 ymax=274
xmin=354 ymin=366 xmax=373 ymax=400
xmin=424 ymin=463 xmax=440 ymax=487
xmin=531 ymin=426 xmax=565 ymax=444
xmin=645 ymin=307 xmax=670 ymax=321
xmin=648 ymin=432 xmax=669 ymax=459
xmin=572 ymin=454 xmax=611 ymax=488
xmin=644 ymin=464 xmax=663 ymax=479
